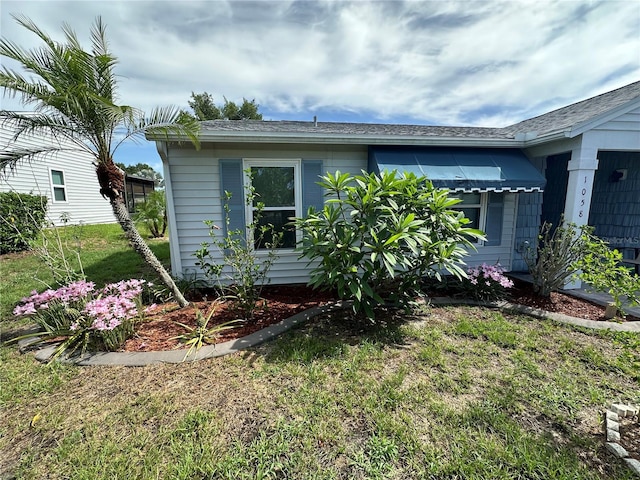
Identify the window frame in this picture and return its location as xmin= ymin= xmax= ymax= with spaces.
xmin=242 ymin=159 xmax=302 ymax=252
xmin=451 ymin=192 xmax=488 ymax=245
xmin=49 ymin=168 xmax=68 ymax=203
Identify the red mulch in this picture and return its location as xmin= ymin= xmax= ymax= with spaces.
xmin=123 ymin=285 xmax=337 ymax=352
xmin=122 ymin=280 xmax=638 ymax=353
xmin=508 ymin=279 xmax=640 ymax=323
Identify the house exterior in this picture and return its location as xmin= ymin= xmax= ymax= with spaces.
xmin=148 ymin=81 xmax=640 ymax=288
xmin=0 ymin=122 xmax=115 ymax=226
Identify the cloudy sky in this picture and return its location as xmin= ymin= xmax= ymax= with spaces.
xmin=1 ymin=0 xmax=639 ymax=170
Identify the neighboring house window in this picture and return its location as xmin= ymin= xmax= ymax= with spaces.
xmin=50 ymin=169 xmax=67 ymax=202
xmin=452 ymin=193 xmax=487 ymax=243
xmin=243 ymin=159 xmax=302 ymax=250
xmin=125 ymin=176 xmax=155 ymax=213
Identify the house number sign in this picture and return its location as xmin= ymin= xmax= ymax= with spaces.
xmin=578 ymin=175 xmax=587 ymax=218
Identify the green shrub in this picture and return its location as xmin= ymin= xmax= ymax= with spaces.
xmin=295 ymin=170 xmax=484 ymax=318
xmin=574 ymin=237 xmax=640 ymax=316
xmin=194 ymin=177 xmax=281 ymax=320
xmin=133 ymin=190 xmax=167 ymax=238
xmin=0 ymin=192 xmax=48 ymax=254
xmin=522 ymin=220 xmax=592 ymax=297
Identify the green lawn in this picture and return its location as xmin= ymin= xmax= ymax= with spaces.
xmin=0 ymin=223 xmax=169 ymax=321
xmin=1 ymin=224 xmax=639 ymax=479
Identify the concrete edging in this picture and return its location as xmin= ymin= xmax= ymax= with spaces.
xmin=429 ymin=298 xmax=640 ymax=333
xmin=21 ymin=297 xmax=640 ymax=366
xmin=29 ymin=302 xmax=350 ymax=366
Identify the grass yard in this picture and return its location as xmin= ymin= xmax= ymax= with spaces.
xmin=2 ymin=308 xmax=639 ymax=479
xmin=0 ymin=223 xmax=170 ymax=321
xmin=1 ymin=224 xmax=639 ymax=479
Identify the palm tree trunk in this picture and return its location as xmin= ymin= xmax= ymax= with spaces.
xmin=97 ymin=159 xmax=188 ymax=307
xmin=111 ymin=197 xmax=189 ymax=307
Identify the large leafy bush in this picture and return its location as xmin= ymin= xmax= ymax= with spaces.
xmin=295 ymin=170 xmax=483 ymax=317
xmin=0 ymin=192 xmax=48 ymax=254
xmin=573 ymin=236 xmax=640 ymax=316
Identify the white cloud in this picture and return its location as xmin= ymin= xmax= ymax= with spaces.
xmin=2 ymin=0 xmax=639 ymax=134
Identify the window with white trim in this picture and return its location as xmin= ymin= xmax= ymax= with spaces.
xmin=243 ymin=159 xmax=302 ymax=250
xmin=452 ymin=192 xmax=487 ymax=242
xmin=50 ymin=169 xmax=67 ymax=202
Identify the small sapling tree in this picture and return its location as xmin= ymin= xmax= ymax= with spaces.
xmin=194 ymin=174 xmax=281 ymax=319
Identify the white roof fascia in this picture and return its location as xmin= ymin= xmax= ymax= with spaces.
xmin=521 ymin=130 xmax=572 ymax=147
xmin=153 ymin=131 xmax=520 ymax=148
xmin=567 ymin=97 xmax=640 ymax=138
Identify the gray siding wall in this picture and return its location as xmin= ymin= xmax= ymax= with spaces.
xmin=168 ymin=143 xmax=367 ymax=285
xmin=0 ymin=125 xmax=114 ymax=226
xmin=540 ymin=152 xmax=570 ymax=230
xmin=589 ymin=151 xmax=640 ymax=250
xmin=512 ymin=192 xmax=543 ymax=272
xmin=512 ymin=156 xmax=546 ymax=272
xmin=168 ymin=142 xmax=521 ymax=284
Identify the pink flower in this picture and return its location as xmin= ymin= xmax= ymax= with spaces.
xmin=13 ymin=303 xmax=36 ymax=316
xmin=144 ymin=304 xmax=157 ymax=314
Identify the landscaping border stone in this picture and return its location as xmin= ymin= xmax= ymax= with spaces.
xmin=20 ymin=297 xmax=640 ymax=367
xmin=429 ymin=298 xmax=640 ymax=333
xmin=603 ymin=403 xmax=640 ymax=478
xmin=27 ymin=301 xmax=350 ymax=366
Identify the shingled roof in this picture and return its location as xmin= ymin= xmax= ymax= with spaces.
xmin=152 ymin=81 xmax=640 ymax=145
xmin=504 ymin=80 xmax=640 ymax=137
xmin=199 ymin=120 xmax=509 ymax=139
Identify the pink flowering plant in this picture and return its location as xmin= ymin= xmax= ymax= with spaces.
xmin=462 ymin=263 xmax=514 ymax=301
xmin=11 ymin=279 xmax=149 ymax=361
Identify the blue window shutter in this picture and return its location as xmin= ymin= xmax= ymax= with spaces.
xmin=302 ymin=160 xmax=324 ymax=215
xmin=484 ymin=192 xmax=504 ymax=246
xmin=219 ymin=159 xmax=245 ymax=240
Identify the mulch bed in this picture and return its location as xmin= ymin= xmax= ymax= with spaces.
xmin=122 ymin=279 xmax=638 ymax=353
xmin=507 ymin=279 xmax=640 ymax=322
xmin=123 ymin=285 xmax=337 ymax=352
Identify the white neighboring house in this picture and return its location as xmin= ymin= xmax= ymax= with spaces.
xmin=0 ymin=120 xmax=115 ymax=226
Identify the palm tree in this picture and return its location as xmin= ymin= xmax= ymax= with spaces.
xmin=0 ymin=15 xmax=199 ymax=307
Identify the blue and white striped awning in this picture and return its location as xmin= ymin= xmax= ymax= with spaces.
xmin=368 ymin=146 xmax=546 ymax=193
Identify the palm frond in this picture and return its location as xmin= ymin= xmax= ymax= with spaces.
xmin=0 ymin=70 xmax=52 ymax=106
xmin=10 ymin=14 xmax=58 ymax=51
xmin=90 ymin=17 xmax=110 ymax=58
xmin=0 ymin=145 xmax=72 ymax=178
xmin=115 ymin=105 xmax=201 ymax=152
xmin=0 ymin=111 xmax=93 ymax=151
xmin=2 ymin=15 xmax=199 ymax=166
